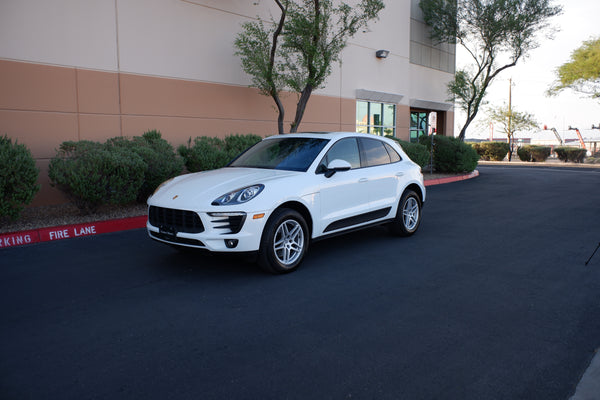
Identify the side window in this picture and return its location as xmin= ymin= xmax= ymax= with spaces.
xmin=360 ymin=138 xmax=391 ymax=167
xmin=384 ymin=143 xmax=402 ymax=163
xmin=318 ymin=138 xmax=361 ymax=172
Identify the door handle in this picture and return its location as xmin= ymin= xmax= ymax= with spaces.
xmin=395 ymin=172 xmax=404 ymax=177
xmin=359 ymin=178 xmax=368 ymax=183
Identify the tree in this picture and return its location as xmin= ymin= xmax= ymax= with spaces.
xmin=487 ymin=104 xmax=538 ymax=161
xmin=235 ymin=0 xmax=289 ymax=135
xmin=235 ymin=0 xmax=384 ymax=134
xmin=419 ymin=0 xmax=561 ymax=141
xmin=548 ymin=37 xmax=600 ymax=100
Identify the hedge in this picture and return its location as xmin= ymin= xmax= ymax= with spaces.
xmin=49 ymin=131 xmax=185 ymax=213
xmin=470 ymin=142 xmax=510 ymax=161
xmin=0 ymin=135 xmax=40 ymax=220
xmin=554 ymin=147 xmax=587 ymax=163
xmin=107 ymin=130 xmax=184 ymax=201
xmin=419 ymin=135 xmax=479 ymax=173
xmin=49 ymin=141 xmax=146 ymax=214
xmin=517 ymin=145 xmax=551 ymax=162
xmin=387 ymin=137 xmax=430 ymax=169
xmin=178 ymin=133 xmax=262 ymax=172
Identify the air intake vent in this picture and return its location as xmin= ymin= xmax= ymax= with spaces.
xmin=208 ymin=212 xmax=247 ymax=234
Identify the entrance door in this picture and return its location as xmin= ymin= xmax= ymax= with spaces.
xmin=410 ymin=111 xmax=428 ymax=143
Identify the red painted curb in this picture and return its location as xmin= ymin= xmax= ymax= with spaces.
xmin=424 ymin=170 xmax=479 ymax=187
xmin=1 ymin=170 xmax=479 ymax=250
xmin=0 ymin=215 xmax=147 ymax=250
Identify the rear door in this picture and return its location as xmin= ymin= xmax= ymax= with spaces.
xmin=358 ymin=137 xmax=404 ymax=214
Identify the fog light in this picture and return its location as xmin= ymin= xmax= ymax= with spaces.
xmin=225 ymin=239 xmax=239 ymax=248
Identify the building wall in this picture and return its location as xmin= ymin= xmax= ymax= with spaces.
xmin=0 ymin=0 xmax=454 ymax=206
xmin=409 ymin=0 xmax=455 ymax=74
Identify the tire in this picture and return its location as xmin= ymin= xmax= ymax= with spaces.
xmin=389 ymin=189 xmax=422 ymax=237
xmin=258 ymin=208 xmax=309 ymax=274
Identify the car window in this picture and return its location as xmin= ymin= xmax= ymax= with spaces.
xmin=229 ymin=137 xmax=329 ymax=171
xmin=384 ymin=143 xmax=402 ymax=162
xmin=360 ymin=138 xmax=391 ymax=167
xmin=317 ymin=138 xmax=361 ymax=172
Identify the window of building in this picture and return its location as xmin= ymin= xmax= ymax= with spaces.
xmin=356 ymin=101 xmax=396 ymax=137
xmin=410 ymin=111 xmax=428 ymax=143
xmin=410 ymin=110 xmax=439 ymax=143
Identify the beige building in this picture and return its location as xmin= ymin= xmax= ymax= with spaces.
xmin=0 ymin=0 xmax=455 ymax=206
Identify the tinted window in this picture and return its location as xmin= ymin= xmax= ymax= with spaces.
xmin=360 ymin=138 xmax=390 ymax=167
xmin=384 ymin=143 xmax=402 ymax=162
xmin=318 ymin=138 xmax=361 ymax=171
xmin=230 ymin=137 xmax=329 ymax=171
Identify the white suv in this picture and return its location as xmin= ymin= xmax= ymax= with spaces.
xmin=147 ymin=132 xmax=425 ymax=273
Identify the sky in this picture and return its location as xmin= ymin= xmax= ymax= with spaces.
xmin=454 ymin=0 xmax=600 ymax=140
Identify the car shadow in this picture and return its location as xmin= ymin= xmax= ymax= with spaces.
xmin=146 ymin=225 xmax=396 ymax=279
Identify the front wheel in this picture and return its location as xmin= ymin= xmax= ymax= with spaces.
xmin=258 ymin=208 xmax=309 ymax=274
xmin=389 ymin=190 xmax=422 ymax=237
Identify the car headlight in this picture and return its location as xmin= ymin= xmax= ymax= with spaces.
xmin=212 ymin=184 xmax=264 ymax=206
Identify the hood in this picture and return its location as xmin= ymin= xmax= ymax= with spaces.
xmin=149 ymin=167 xmax=299 ymax=209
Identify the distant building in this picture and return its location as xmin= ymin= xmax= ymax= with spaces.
xmin=0 ymin=0 xmax=455 ymax=205
xmin=467 ymin=129 xmax=600 ymax=155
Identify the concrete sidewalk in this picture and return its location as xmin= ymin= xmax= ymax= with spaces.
xmin=478 ymin=159 xmax=600 ymax=169
xmin=570 ymin=349 xmax=600 ymax=400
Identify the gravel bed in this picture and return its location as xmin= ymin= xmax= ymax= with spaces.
xmin=1 ymin=203 xmax=147 ymax=234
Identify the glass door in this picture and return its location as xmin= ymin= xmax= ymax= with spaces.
xmin=410 ymin=111 xmax=428 ymax=143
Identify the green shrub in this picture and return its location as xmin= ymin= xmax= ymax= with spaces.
xmin=530 ymin=146 xmax=551 ymax=162
xmin=107 ymin=130 xmax=184 ymax=201
xmin=178 ymin=137 xmax=229 ymax=172
xmin=179 ymin=133 xmax=262 ymax=172
xmin=517 ymin=145 xmax=551 ymax=162
xmin=585 ymin=157 xmax=600 ymax=164
xmin=517 ymin=146 xmax=530 ymax=161
xmin=0 ymin=135 xmax=40 ymax=220
xmin=554 ymin=147 xmax=587 ymax=163
xmin=224 ymin=134 xmax=262 ymax=157
xmin=388 ymin=137 xmax=430 ymax=169
xmin=419 ymin=135 xmax=479 ymax=173
xmin=470 ymin=142 xmax=481 ymax=156
xmin=49 ymin=141 xmax=145 ymax=214
xmin=471 ymin=141 xmax=510 ymax=161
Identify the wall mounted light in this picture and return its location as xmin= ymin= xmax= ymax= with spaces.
xmin=376 ymin=50 xmax=390 ymax=59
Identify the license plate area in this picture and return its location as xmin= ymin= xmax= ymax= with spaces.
xmin=159 ymin=226 xmax=177 ymax=237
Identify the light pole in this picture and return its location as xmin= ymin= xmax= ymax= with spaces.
xmin=508 ymin=78 xmax=514 ymax=161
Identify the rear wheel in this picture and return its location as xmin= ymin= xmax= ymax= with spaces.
xmin=258 ymin=208 xmax=309 ymax=274
xmin=389 ymin=190 xmax=422 ymax=236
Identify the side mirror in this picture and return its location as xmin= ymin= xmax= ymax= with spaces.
xmin=324 ymin=159 xmax=352 ymax=178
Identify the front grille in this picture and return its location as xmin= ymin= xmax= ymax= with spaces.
xmin=148 ymin=206 xmax=204 ymax=233
xmin=208 ymin=213 xmax=247 ymax=234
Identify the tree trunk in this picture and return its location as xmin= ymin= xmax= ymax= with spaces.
xmin=271 ymin=0 xmax=287 ymax=134
xmin=458 ymin=114 xmax=476 ymax=141
xmin=290 ymin=85 xmax=313 ymax=133
xmin=273 ymin=95 xmax=285 ymax=134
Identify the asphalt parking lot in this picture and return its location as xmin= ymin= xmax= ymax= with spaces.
xmin=1 ymin=165 xmax=599 ymax=399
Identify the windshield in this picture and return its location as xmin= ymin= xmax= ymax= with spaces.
xmin=229 ymin=137 xmax=329 ymax=171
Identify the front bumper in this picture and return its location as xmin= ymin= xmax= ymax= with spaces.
xmin=146 ymin=207 xmax=269 ymax=252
